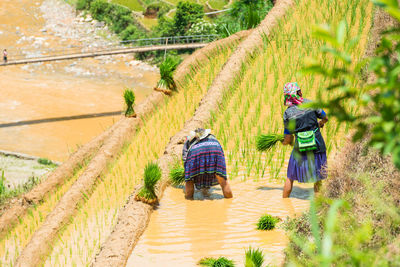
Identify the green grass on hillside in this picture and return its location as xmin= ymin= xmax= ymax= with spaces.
xmin=112 ymin=0 xmax=144 ymax=11
xmin=208 ymin=0 xmax=228 ymax=10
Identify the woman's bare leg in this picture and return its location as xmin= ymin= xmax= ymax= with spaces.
xmin=185 ymin=181 xmax=195 ymax=199
xmin=283 ymin=178 xmax=294 ymax=198
xmin=314 ymin=180 xmax=322 ymax=193
xmin=216 ymin=175 xmax=233 ymax=198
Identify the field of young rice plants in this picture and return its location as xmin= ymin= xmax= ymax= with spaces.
xmin=209 ymin=0 xmax=373 ymax=181
xmin=41 ymin=45 xmax=236 ymax=267
xmin=0 ymin=162 xmax=89 ymax=266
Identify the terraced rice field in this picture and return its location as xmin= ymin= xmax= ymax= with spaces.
xmin=210 ymin=0 xmax=373 ymax=181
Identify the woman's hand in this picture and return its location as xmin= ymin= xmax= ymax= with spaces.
xmin=282 ymin=134 xmax=294 ymax=146
xmin=319 ymin=116 xmax=329 ymax=128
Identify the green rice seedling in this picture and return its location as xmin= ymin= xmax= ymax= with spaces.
xmin=123 ymin=89 xmax=136 ymax=117
xmin=198 ymin=256 xmax=235 ymax=267
xmin=244 ymin=247 xmax=264 ymax=267
xmin=37 ymin=158 xmax=56 ymax=166
xmin=0 ymin=171 xmax=5 ymax=196
xmin=256 ymin=134 xmax=284 ymax=152
xmin=155 ymin=56 xmax=180 ymax=93
xmin=256 ymin=214 xmax=281 ymax=230
xmin=169 ymin=161 xmax=185 ymax=186
xmin=135 ymin=162 xmax=162 ymax=205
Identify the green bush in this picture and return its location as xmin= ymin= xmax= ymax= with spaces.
xmin=173 ymin=1 xmax=204 ymax=35
xmin=76 ymin=0 xmax=92 ymax=10
xmin=145 ymin=2 xmax=172 ymax=18
xmin=186 ymin=19 xmax=217 ymax=36
xmin=256 ymin=214 xmax=280 ymax=230
xmin=90 ymin=0 xmax=110 ymax=21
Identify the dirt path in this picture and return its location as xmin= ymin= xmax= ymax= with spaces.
xmin=92 ymin=1 xmax=293 ymax=266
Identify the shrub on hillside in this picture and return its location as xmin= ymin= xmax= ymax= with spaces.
xmin=76 ymin=0 xmax=92 ymax=10
xmin=89 ymin=0 xmax=110 ymax=21
xmin=186 ymin=19 xmax=217 ymax=36
xmin=120 ymin=25 xmax=142 ymax=41
xmin=145 ymin=2 xmax=172 ymax=18
xmin=173 ymin=1 xmax=204 ymax=35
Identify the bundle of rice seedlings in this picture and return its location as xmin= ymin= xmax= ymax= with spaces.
xmin=244 ymin=247 xmax=264 ymax=267
xmin=198 ymin=256 xmax=235 ymax=267
xmin=169 ymin=162 xmax=185 ymax=186
xmin=135 ymin=162 xmax=162 ymax=205
xmin=256 ymin=133 xmax=284 ymax=152
xmin=154 ymin=56 xmax=180 ymax=94
xmin=124 ymin=89 xmax=136 ymax=117
xmin=256 ymin=214 xmax=281 ymax=230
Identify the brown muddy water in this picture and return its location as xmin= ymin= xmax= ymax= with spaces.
xmin=0 ymin=0 xmax=158 ymax=162
xmin=127 ymin=179 xmax=311 ymax=266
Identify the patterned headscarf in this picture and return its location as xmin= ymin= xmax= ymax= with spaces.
xmin=283 ymin=82 xmax=303 ymax=106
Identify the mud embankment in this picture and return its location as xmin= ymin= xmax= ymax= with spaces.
xmin=92 ymin=1 xmax=294 ymax=266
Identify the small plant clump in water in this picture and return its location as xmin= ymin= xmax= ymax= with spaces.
xmin=169 ymin=161 xmax=185 ymax=186
xmin=256 ymin=133 xmax=284 ymax=152
xmin=38 ymin=158 xmax=57 ymax=167
xmin=198 ymin=256 xmax=235 ymax=267
xmin=257 ymin=214 xmax=280 ymax=230
xmin=124 ymin=89 xmax=136 ymax=117
xmin=154 ymin=56 xmax=180 ymax=94
xmin=135 ymin=162 xmax=162 ymax=205
xmin=245 ymin=247 xmax=264 ymax=267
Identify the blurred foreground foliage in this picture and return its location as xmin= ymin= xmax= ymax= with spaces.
xmin=285 ymin=1 xmax=400 ymax=266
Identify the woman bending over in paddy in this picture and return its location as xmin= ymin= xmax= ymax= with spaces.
xmin=281 ymin=82 xmax=329 ymax=198
xmin=182 ymin=128 xmax=233 ymax=199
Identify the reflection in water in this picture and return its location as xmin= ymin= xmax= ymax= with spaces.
xmin=126 ymin=180 xmax=311 ymax=266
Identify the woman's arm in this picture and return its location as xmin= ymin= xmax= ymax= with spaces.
xmin=282 ymin=134 xmax=294 ymax=146
xmin=319 ymin=116 xmax=328 ymax=128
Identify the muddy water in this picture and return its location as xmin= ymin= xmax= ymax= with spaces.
xmin=127 ymin=180 xmax=311 ymax=266
xmin=0 ymin=0 xmax=158 ymax=161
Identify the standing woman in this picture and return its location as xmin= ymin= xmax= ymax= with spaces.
xmin=281 ymin=82 xmax=328 ymax=198
xmin=3 ymin=49 xmax=7 ymax=63
xmin=182 ymin=128 xmax=233 ymax=199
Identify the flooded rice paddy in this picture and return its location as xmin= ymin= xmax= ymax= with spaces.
xmin=127 ymin=179 xmax=311 ymax=266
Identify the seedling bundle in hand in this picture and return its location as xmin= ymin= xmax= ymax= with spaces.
xmin=256 ymin=133 xmax=284 ymax=152
xmin=169 ymin=162 xmax=185 ymax=186
xmin=124 ymin=89 xmax=136 ymax=117
xmin=155 ymin=56 xmax=180 ymax=94
xmin=135 ymin=162 xmax=162 ymax=205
